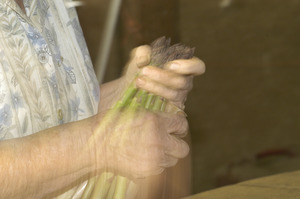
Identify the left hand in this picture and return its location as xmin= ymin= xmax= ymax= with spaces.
xmin=121 ymin=45 xmax=206 ymax=110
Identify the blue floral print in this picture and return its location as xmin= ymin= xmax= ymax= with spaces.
xmin=0 ymin=0 xmax=100 ymax=197
xmin=0 ymin=104 xmax=12 ymax=127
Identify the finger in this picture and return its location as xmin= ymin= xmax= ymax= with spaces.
xmin=136 ymin=76 xmax=187 ymax=103
xmin=140 ymin=66 xmax=193 ymax=90
xmin=148 ymin=167 xmax=164 ymax=176
xmin=165 ymin=114 xmax=189 ymax=137
xmin=164 ymin=57 xmax=206 ymax=76
xmin=129 ymin=45 xmax=151 ymax=68
xmin=164 ymin=135 xmax=190 ymax=159
xmin=118 ymin=157 xmax=164 ymax=179
xmin=139 ymin=166 xmax=164 ymax=178
xmin=123 ymin=46 xmax=151 ymax=83
xmin=159 ymin=155 xmax=178 ymax=168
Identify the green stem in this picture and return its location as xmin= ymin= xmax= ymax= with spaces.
xmin=160 ymin=100 xmax=167 ymax=112
xmin=83 ymin=108 xmax=119 ymax=199
xmin=114 ymin=84 xmax=137 ymax=109
xmin=134 ymin=90 xmax=148 ymax=108
xmin=138 ymin=90 xmax=148 ymax=107
xmin=125 ymin=181 xmax=140 ymax=199
xmin=81 ymin=176 xmax=96 ymax=199
xmin=113 ymin=176 xmax=129 ymax=199
xmin=82 ymin=36 xmax=195 ymax=198
xmin=90 ymin=172 xmax=114 ymax=199
xmin=152 ymin=96 xmax=164 ymax=111
xmin=106 ymin=177 xmax=117 ymax=199
xmin=83 ymin=80 xmax=166 ymax=199
xmin=145 ymin=94 xmax=154 ymax=109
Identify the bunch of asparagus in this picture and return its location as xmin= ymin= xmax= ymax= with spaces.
xmin=81 ymin=37 xmax=195 ymax=199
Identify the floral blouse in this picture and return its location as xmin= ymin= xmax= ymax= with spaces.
xmin=0 ymin=0 xmax=100 ymax=198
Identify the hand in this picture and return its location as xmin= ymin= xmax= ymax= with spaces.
xmin=91 ymin=109 xmax=189 ymax=178
xmin=122 ymin=45 xmax=206 ymax=110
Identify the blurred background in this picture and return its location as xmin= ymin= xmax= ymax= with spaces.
xmin=76 ymin=0 xmax=300 ymax=197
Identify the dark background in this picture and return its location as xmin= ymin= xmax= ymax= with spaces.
xmin=77 ymin=0 xmax=300 ymax=195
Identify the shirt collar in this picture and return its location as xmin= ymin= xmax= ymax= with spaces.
xmin=2 ymin=0 xmax=46 ymax=32
xmin=2 ymin=0 xmax=33 ymax=21
xmin=3 ymin=0 xmax=26 ymax=15
xmin=2 ymin=0 xmax=38 ymax=16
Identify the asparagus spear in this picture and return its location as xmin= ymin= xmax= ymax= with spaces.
xmin=81 ymin=37 xmax=194 ymax=199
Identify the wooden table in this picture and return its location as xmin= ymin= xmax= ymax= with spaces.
xmin=184 ymin=170 xmax=300 ymax=199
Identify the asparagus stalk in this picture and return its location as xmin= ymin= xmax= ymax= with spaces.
xmin=81 ymin=37 xmax=194 ymax=199
xmin=81 ymin=176 xmax=97 ymax=199
xmin=90 ymin=172 xmax=114 ymax=199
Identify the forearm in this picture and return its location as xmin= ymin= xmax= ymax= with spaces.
xmin=35 ymin=166 xmax=91 ymax=199
xmin=0 ymin=116 xmax=97 ymax=199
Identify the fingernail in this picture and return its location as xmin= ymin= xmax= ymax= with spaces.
xmin=169 ymin=63 xmax=179 ymax=70
xmin=136 ymin=77 xmax=145 ymax=86
xmin=141 ymin=67 xmax=149 ymax=75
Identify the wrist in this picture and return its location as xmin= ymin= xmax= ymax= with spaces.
xmin=85 ymin=112 xmax=108 ymax=172
xmin=99 ymin=77 xmax=127 ymax=112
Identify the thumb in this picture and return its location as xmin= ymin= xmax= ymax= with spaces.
xmin=131 ymin=45 xmax=151 ymax=68
xmin=123 ymin=45 xmax=151 ymax=84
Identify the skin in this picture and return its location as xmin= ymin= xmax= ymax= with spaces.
xmin=0 ymin=2 xmax=206 ymax=198
xmin=14 ymin=0 xmax=26 ymax=13
xmin=99 ymin=46 xmax=205 ymax=112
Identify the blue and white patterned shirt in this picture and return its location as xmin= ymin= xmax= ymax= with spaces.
xmin=0 ymin=0 xmax=100 ymax=197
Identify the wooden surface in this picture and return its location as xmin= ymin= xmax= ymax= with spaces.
xmin=184 ymin=170 xmax=300 ymax=199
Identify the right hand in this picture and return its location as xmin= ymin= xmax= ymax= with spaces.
xmin=91 ymin=109 xmax=189 ymax=178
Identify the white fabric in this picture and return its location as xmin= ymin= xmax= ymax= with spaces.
xmin=0 ymin=0 xmax=100 ymax=197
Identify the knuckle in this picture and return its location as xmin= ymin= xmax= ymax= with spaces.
xmin=176 ymin=77 xmax=188 ymax=88
xmin=154 ymin=168 xmax=165 ymax=175
xmin=168 ymin=90 xmax=180 ymax=100
xmin=140 ymin=45 xmax=152 ymax=54
xmin=182 ymin=127 xmax=189 ymax=138
xmin=138 ymin=156 xmax=164 ymax=176
xmin=175 ymin=116 xmax=189 ymax=137
xmin=182 ymin=117 xmax=189 ymax=131
xmin=169 ymin=158 xmax=178 ymax=167
xmin=135 ymin=45 xmax=151 ymax=56
xmin=161 ymin=156 xmax=178 ymax=168
xmin=182 ymin=142 xmax=190 ymax=158
xmin=175 ymin=140 xmax=190 ymax=159
xmin=130 ymin=45 xmax=151 ymax=62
